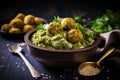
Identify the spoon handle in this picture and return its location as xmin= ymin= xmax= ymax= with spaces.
xmin=96 ymin=47 xmax=115 ymax=65
xmin=17 ymin=51 xmax=41 ymax=79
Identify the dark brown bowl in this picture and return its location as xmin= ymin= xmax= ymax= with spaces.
xmin=24 ymin=29 xmax=102 ymax=68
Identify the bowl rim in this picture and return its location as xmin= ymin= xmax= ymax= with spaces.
xmin=24 ymin=29 xmax=102 ymax=53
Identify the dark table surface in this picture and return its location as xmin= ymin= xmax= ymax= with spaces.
xmin=0 ymin=0 xmax=120 ymax=80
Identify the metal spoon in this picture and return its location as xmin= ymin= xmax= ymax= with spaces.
xmin=9 ymin=44 xmax=41 ymax=79
xmin=78 ymin=47 xmax=115 ymax=76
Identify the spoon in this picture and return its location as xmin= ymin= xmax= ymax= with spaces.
xmin=9 ymin=44 xmax=41 ymax=79
xmin=78 ymin=47 xmax=115 ymax=76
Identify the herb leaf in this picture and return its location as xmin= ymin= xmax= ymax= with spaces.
xmin=37 ymin=24 xmax=44 ymax=30
xmin=90 ymin=10 xmax=120 ymax=34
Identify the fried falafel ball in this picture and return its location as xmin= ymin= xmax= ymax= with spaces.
xmin=9 ymin=27 xmax=21 ymax=33
xmin=34 ymin=17 xmax=45 ymax=25
xmin=24 ymin=15 xmax=35 ymax=25
xmin=68 ymin=29 xmax=84 ymax=43
xmin=10 ymin=18 xmax=24 ymax=29
xmin=23 ymin=24 xmax=35 ymax=32
xmin=1 ymin=23 xmax=13 ymax=32
xmin=47 ymin=22 xmax=63 ymax=35
xmin=61 ymin=18 xmax=76 ymax=30
xmin=15 ymin=13 xmax=25 ymax=20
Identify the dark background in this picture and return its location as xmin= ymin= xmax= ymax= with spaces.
xmin=0 ymin=0 xmax=120 ymax=25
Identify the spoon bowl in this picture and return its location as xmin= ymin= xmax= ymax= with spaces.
xmin=78 ymin=62 xmax=102 ymax=76
xmin=9 ymin=44 xmax=22 ymax=53
xmin=78 ymin=47 xmax=115 ymax=76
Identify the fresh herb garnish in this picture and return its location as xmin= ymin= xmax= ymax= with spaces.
xmin=90 ymin=10 xmax=120 ymax=34
xmin=37 ymin=24 xmax=44 ymax=30
xmin=76 ymin=24 xmax=95 ymax=40
xmin=74 ymin=16 xmax=87 ymax=25
xmin=52 ymin=16 xmax=61 ymax=23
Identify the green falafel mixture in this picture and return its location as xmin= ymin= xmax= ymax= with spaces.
xmin=31 ymin=17 xmax=95 ymax=50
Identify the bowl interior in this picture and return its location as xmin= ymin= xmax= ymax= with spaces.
xmin=24 ymin=29 xmax=102 ymax=68
xmin=25 ymin=29 xmax=101 ymax=52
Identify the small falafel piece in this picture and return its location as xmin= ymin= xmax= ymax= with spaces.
xmin=15 ymin=13 xmax=25 ymax=20
xmin=68 ymin=29 xmax=84 ymax=43
xmin=9 ymin=27 xmax=21 ymax=33
xmin=23 ymin=24 xmax=35 ymax=32
xmin=61 ymin=18 xmax=76 ymax=30
xmin=1 ymin=23 xmax=13 ymax=32
xmin=34 ymin=17 xmax=44 ymax=25
xmin=10 ymin=18 xmax=24 ymax=29
xmin=24 ymin=15 xmax=35 ymax=25
xmin=47 ymin=22 xmax=63 ymax=35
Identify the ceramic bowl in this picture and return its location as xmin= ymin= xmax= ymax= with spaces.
xmin=24 ymin=29 xmax=102 ymax=68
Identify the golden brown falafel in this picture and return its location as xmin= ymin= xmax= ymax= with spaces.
xmin=34 ymin=17 xmax=44 ymax=25
xmin=68 ymin=29 xmax=84 ymax=43
xmin=47 ymin=22 xmax=63 ymax=35
xmin=23 ymin=24 xmax=35 ymax=32
xmin=15 ymin=13 xmax=25 ymax=20
xmin=9 ymin=27 xmax=21 ymax=33
xmin=24 ymin=15 xmax=35 ymax=25
xmin=61 ymin=18 xmax=76 ymax=30
xmin=1 ymin=23 xmax=13 ymax=32
xmin=10 ymin=18 xmax=24 ymax=29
